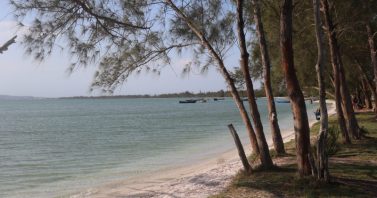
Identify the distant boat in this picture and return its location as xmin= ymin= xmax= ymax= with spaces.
xmin=242 ymin=97 xmax=257 ymax=101
xmin=213 ymin=98 xmax=225 ymax=101
xmin=276 ymin=99 xmax=290 ymax=103
xmin=197 ymin=99 xmax=207 ymax=103
xmin=179 ymin=99 xmax=197 ymax=104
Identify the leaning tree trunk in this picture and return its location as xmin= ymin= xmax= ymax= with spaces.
xmin=252 ymin=0 xmax=285 ymax=155
xmin=357 ymin=83 xmax=365 ymax=108
xmin=280 ymin=0 xmax=312 ymax=176
xmin=313 ymin=0 xmax=329 ymax=181
xmin=361 ymin=79 xmax=372 ymax=109
xmin=338 ymin=54 xmax=360 ymax=139
xmin=322 ymin=0 xmax=360 ymax=139
xmin=355 ymin=59 xmax=377 ymax=110
xmin=165 ymin=0 xmax=262 ymax=156
xmin=322 ymin=0 xmax=351 ymax=144
xmin=335 ymin=77 xmax=351 ymax=143
xmin=228 ymin=124 xmax=252 ymax=173
xmin=236 ymin=0 xmax=273 ymax=168
xmin=366 ymin=23 xmax=377 ymax=114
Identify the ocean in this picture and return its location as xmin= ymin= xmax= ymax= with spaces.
xmin=0 ymin=97 xmax=318 ymax=197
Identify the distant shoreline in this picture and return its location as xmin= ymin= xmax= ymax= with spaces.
xmin=58 ymin=89 xmax=271 ymax=99
xmin=58 ymin=90 xmax=231 ymax=99
xmin=58 ymin=95 xmax=229 ymax=99
xmin=1 ymin=89 xmax=289 ymax=100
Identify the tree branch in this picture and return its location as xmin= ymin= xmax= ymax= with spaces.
xmin=71 ymin=0 xmax=150 ymax=30
xmin=0 ymin=36 xmax=17 ymax=54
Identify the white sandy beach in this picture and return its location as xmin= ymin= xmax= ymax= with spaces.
xmin=72 ymin=101 xmax=336 ymax=198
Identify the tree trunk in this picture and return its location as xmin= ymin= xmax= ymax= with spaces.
xmin=251 ymin=0 xmax=285 ymax=155
xmin=236 ymin=0 xmax=273 ymax=168
xmin=338 ymin=54 xmax=360 ymax=139
xmin=280 ymin=0 xmax=311 ymax=176
xmin=361 ymin=79 xmax=372 ymax=109
xmin=357 ymin=84 xmax=365 ymax=108
xmin=322 ymin=0 xmax=351 ymax=144
xmin=313 ymin=0 xmax=329 ymax=181
xmin=355 ymin=59 xmax=377 ymax=111
xmin=228 ymin=124 xmax=252 ymax=174
xmin=165 ymin=0 xmax=262 ymax=155
xmin=366 ymin=23 xmax=377 ymax=114
xmin=321 ymin=0 xmax=360 ymax=139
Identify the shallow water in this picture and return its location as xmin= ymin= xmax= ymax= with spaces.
xmin=0 ymin=97 xmax=318 ymax=197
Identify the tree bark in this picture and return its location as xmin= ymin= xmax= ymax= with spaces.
xmin=361 ymin=79 xmax=372 ymax=109
xmin=228 ymin=124 xmax=252 ymax=173
xmin=165 ymin=0 xmax=261 ymax=155
xmin=236 ymin=0 xmax=273 ymax=168
xmin=355 ymin=59 xmax=377 ymax=110
xmin=313 ymin=0 xmax=329 ymax=181
xmin=251 ymin=0 xmax=285 ymax=155
xmin=357 ymin=84 xmax=365 ymax=108
xmin=366 ymin=23 xmax=377 ymax=114
xmin=321 ymin=0 xmax=360 ymax=139
xmin=280 ymin=0 xmax=311 ymax=176
xmin=364 ymin=82 xmax=373 ymax=109
xmin=338 ymin=53 xmax=360 ymax=139
xmin=322 ymin=0 xmax=351 ymax=144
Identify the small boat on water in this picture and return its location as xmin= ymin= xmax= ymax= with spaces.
xmin=242 ymin=97 xmax=257 ymax=101
xmin=213 ymin=98 xmax=225 ymax=101
xmin=276 ymin=99 xmax=290 ymax=103
xmin=197 ymin=99 xmax=207 ymax=103
xmin=179 ymin=99 xmax=197 ymax=104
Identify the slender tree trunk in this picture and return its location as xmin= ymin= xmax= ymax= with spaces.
xmin=322 ymin=0 xmax=360 ymax=139
xmin=366 ymin=23 xmax=377 ymax=114
xmin=280 ymin=0 xmax=311 ymax=176
xmin=236 ymin=0 xmax=273 ymax=168
xmin=361 ymin=79 xmax=372 ymax=109
xmin=322 ymin=0 xmax=351 ymax=144
xmin=165 ymin=0 xmax=262 ymax=156
xmin=357 ymin=84 xmax=365 ymax=108
xmin=313 ymin=0 xmax=329 ymax=181
xmin=338 ymin=54 xmax=360 ymax=139
xmin=355 ymin=59 xmax=377 ymax=111
xmin=251 ymin=0 xmax=285 ymax=155
xmin=228 ymin=124 xmax=252 ymax=173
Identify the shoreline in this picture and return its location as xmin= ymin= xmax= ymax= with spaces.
xmin=72 ymin=101 xmax=336 ymax=198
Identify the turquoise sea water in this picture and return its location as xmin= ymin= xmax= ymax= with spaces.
xmin=0 ymin=98 xmax=318 ymax=197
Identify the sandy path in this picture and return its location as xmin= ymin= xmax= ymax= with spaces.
xmin=72 ymin=101 xmax=335 ymax=198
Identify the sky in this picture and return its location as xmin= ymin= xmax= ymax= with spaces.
xmin=0 ymin=1 xmax=258 ymax=98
